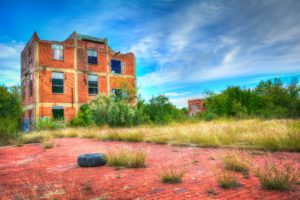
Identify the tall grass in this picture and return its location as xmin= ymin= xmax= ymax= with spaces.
xmin=221 ymin=151 xmax=250 ymax=175
xmin=106 ymin=148 xmax=147 ymax=168
xmin=18 ymin=119 xmax=300 ymax=152
xmin=255 ymin=160 xmax=300 ymax=190
xmin=216 ymin=170 xmax=241 ymax=189
xmin=159 ymin=165 xmax=185 ymax=183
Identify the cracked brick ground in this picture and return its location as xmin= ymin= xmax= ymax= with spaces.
xmin=0 ymin=138 xmax=299 ymax=199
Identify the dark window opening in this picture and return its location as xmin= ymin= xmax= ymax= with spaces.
xmin=52 ymin=107 xmax=64 ymax=121
xmin=28 ymin=49 xmax=32 ymax=63
xmin=52 ymin=72 xmax=64 ymax=94
xmin=29 ymin=74 xmax=33 ymax=96
xmin=52 ymin=44 xmax=64 ymax=60
xmin=111 ymin=60 xmax=122 ymax=74
xmin=88 ymin=49 xmax=98 ymax=64
xmin=88 ymin=75 xmax=98 ymax=95
xmin=112 ymin=88 xmax=126 ymax=100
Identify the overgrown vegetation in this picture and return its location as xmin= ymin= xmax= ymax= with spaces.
xmin=106 ymin=148 xmax=147 ymax=168
xmin=0 ymin=86 xmax=22 ymax=144
xmin=205 ymin=78 xmax=300 ymax=118
xmin=255 ymin=160 xmax=300 ymax=190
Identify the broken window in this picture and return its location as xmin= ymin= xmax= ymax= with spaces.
xmin=111 ymin=60 xmax=122 ymax=74
xmin=88 ymin=49 xmax=98 ymax=64
xmin=52 ymin=106 xmax=64 ymax=121
xmin=51 ymin=44 xmax=64 ymax=60
xmin=88 ymin=74 xmax=98 ymax=95
xmin=52 ymin=72 xmax=64 ymax=94
xmin=29 ymin=74 xmax=33 ymax=96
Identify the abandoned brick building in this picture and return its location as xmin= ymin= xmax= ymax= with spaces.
xmin=21 ymin=32 xmax=136 ymax=130
xmin=188 ymin=99 xmax=205 ymax=116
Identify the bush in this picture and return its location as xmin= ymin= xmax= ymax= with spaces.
xmin=255 ymin=160 xmax=300 ymax=190
xmin=204 ymin=78 xmax=300 ymax=119
xmin=70 ymin=104 xmax=92 ymax=127
xmin=0 ymin=86 xmax=22 ymax=144
xmin=201 ymin=111 xmax=217 ymax=121
xmin=35 ymin=117 xmax=66 ymax=131
xmin=106 ymin=148 xmax=147 ymax=168
xmin=144 ymin=95 xmax=182 ymax=124
xmin=107 ymin=101 xmax=137 ymax=127
xmin=89 ymin=94 xmax=111 ymax=125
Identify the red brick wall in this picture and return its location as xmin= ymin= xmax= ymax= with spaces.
xmin=110 ymin=52 xmax=135 ymax=76
xmin=39 ymin=41 xmax=75 ymax=69
xmin=188 ymin=99 xmax=205 ymax=115
xmin=77 ymin=40 xmax=107 ymax=73
xmin=39 ymin=106 xmax=76 ymax=121
xmin=39 ymin=70 xmax=75 ymax=103
xmin=110 ymin=76 xmax=135 ymax=90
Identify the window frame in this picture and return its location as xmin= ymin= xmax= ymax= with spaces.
xmin=51 ymin=44 xmax=64 ymax=61
xmin=111 ymin=59 xmax=122 ymax=74
xmin=88 ymin=74 xmax=98 ymax=95
xmin=52 ymin=106 xmax=64 ymax=121
xmin=52 ymin=72 xmax=64 ymax=94
xmin=87 ymin=49 xmax=98 ymax=65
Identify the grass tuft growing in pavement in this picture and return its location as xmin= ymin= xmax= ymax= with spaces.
xmin=217 ymin=171 xmax=241 ymax=189
xmin=106 ymin=148 xmax=147 ymax=168
xmin=42 ymin=141 xmax=54 ymax=149
xmin=255 ymin=160 xmax=300 ymax=190
xmin=160 ymin=165 xmax=185 ymax=184
xmin=221 ymin=151 xmax=250 ymax=175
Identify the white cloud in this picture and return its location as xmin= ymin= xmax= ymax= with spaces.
xmin=0 ymin=42 xmax=24 ymax=85
xmin=222 ymin=47 xmax=239 ymax=64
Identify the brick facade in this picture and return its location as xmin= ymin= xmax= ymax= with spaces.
xmin=188 ymin=99 xmax=205 ymax=116
xmin=21 ymin=32 xmax=136 ymax=130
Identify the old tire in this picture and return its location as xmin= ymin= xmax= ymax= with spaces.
xmin=77 ymin=153 xmax=106 ymax=167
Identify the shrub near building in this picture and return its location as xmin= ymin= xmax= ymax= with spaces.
xmin=0 ymin=86 xmax=22 ymax=144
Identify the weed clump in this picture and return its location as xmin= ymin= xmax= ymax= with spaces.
xmin=160 ymin=165 xmax=185 ymax=184
xmin=255 ymin=160 xmax=300 ymax=190
xmin=106 ymin=148 xmax=147 ymax=168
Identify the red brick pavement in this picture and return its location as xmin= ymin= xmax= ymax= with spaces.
xmin=0 ymin=138 xmax=299 ymax=199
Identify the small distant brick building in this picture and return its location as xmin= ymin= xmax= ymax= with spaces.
xmin=21 ymin=32 xmax=136 ymax=130
xmin=188 ymin=99 xmax=205 ymax=116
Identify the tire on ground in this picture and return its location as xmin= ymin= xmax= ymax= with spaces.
xmin=77 ymin=153 xmax=106 ymax=167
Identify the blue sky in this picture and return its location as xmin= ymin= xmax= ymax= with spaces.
xmin=1 ymin=0 xmax=300 ymax=107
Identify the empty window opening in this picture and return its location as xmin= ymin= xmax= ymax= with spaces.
xmin=88 ymin=49 xmax=98 ymax=64
xmin=111 ymin=60 xmax=122 ymax=74
xmin=52 ymin=72 xmax=64 ymax=94
xmin=29 ymin=74 xmax=33 ymax=96
xmin=51 ymin=44 xmax=64 ymax=60
xmin=52 ymin=106 xmax=64 ymax=121
xmin=88 ymin=74 xmax=98 ymax=95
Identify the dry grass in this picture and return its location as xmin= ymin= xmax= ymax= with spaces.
xmin=106 ymin=147 xmax=147 ymax=168
xmin=98 ymin=131 xmax=144 ymax=142
xmin=42 ymin=141 xmax=54 ymax=149
xmin=22 ymin=119 xmax=300 ymax=152
xmin=159 ymin=165 xmax=185 ymax=183
xmin=255 ymin=160 xmax=300 ymax=190
xmin=221 ymin=150 xmax=250 ymax=175
xmin=216 ymin=170 xmax=241 ymax=189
